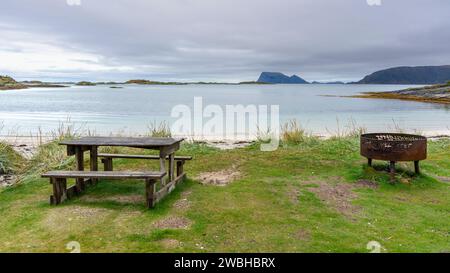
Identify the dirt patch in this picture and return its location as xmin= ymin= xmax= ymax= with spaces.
xmin=287 ymin=185 xmax=301 ymax=204
xmin=293 ymin=229 xmax=311 ymax=241
xmin=436 ymin=176 xmax=450 ymax=183
xmin=356 ymin=180 xmax=379 ymax=189
xmin=303 ymin=180 xmax=361 ymax=219
xmin=81 ymin=194 xmax=143 ymax=204
xmin=173 ymin=198 xmax=191 ymax=210
xmin=181 ymin=190 xmax=192 ymax=198
xmin=159 ymin=239 xmax=181 ymax=249
xmin=152 ymin=216 xmax=192 ymax=229
xmin=196 ymin=166 xmax=241 ymax=186
xmin=42 ymin=206 xmax=111 ymax=232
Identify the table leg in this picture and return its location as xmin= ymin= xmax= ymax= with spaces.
xmin=159 ymin=155 xmax=166 ymax=185
xmin=90 ymin=146 xmax=98 ymax=184
xmin=389 ymin=161 xmax=396 ymax=183
xmin=75 ymin=146 xmax=85 ymax=192
xmin=414 ymin=161 xmax=420 ymax=174
xmin=168 ymin=153 xmax=175 ymax=182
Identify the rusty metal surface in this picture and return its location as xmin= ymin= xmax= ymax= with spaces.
xmin=360 ymin=133 xmax=427 ymax=162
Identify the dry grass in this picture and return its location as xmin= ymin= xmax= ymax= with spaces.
xmin=147 ymin=121 xmax=172 ymax=137
xmin=281 ymin=119 xmax=307 ymax=144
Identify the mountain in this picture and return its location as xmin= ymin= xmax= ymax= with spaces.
xmin=357 ymin=65 xmax=450 ymax=84
xmin=257 ymin=72 xmax=309 ymax=84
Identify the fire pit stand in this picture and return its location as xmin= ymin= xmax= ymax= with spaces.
xmin=360 ymin=133 xmax=427 ymax=178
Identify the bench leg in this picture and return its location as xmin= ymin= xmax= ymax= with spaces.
xmin=414 ymin=161 xmax=420 ymax=174
xmin=176 ymin=160 xmax=184 ymax=177
xmin=145 ymin=178 xmax=157 ymax=208
xmin=50 ymin=178 xmax=67 ymax=205
xmin=389 ymin=161 xmax=396 ymax=183
xmin=368 ymin=158 xmax=372 ymax=167
xmin=102 ymin=157 xmax=113 ymax=171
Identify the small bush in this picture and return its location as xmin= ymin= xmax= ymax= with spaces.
xmin=147 ymin=121 xmax=172 ymax=137
xmin=0 ymin=142 xmax=25 ymax=174
xmin=281 ymin=119 xmax=307 ymax=144
xmin=28 ymin=140 xmax=74 ymax=174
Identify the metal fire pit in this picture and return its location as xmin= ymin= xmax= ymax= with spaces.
xmin=360 ymin=133 xmax=427 ymax=176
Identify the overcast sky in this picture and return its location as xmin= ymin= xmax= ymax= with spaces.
xmin=1 ymin=0 xmax=449 ymax=82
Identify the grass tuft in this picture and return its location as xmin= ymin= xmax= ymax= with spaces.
xmin=147 ymin=121 xmax=172 ymax=137
xmin=281 ymin=119 xmax=307 ymax=144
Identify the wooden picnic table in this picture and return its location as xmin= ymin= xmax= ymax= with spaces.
xmin=60 ymin=136 xmax=184 ymax=182
xmin=42 ymin=136 xmax=190 ymax=208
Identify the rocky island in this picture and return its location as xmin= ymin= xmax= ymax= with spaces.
xmin=352 ymin=82 xmax=450 ymax=104
xmin=1 ymin=76 xmax=67 ymax=90
xmin=0 ymin=76 xmax=27 ymax=90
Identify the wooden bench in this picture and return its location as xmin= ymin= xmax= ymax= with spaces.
xmin=42 ymin=171 xmax=165 ymax=208
xmin=98 ymin=153 xmax=192 ymax=176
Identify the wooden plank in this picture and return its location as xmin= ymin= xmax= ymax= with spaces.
xmin=42 ymin=171 xmax=166 ymax=179
xmin=160 ymin=142 xmax=180 ymax=157
xmin=97 ymin=153 xmax=192 ymax=161
xmin=154 ymin=173 xmax=186 ymax=204
xmin=60 ymin=137 xmax=184 ymax=148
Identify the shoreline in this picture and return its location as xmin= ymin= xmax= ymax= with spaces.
xmin=2 ymin=130 xmax=449 ymax=156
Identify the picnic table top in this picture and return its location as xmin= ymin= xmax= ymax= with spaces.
xmin=59 ymin=136 xmax=184 ymax=148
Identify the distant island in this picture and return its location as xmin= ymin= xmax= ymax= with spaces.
xmin=1 ymin=76 xmax=67 ymax=90
xmin=126 ymin=79 xmax=187 ymax=85
xmin=4 ymin=65 xmax=450 ymax=90
xmin=257 ymin=72 xmax=309 ymax=84
xmin=76 ymin=81 xmax=97 ymax=86
xmin=356 ymin=65 xmax=450 ymax=84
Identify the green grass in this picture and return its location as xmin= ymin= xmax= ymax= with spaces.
xmin=0 ymin=137 xmax=449 ymax=253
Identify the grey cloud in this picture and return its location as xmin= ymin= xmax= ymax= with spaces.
xmin=1 ymin=0 xmax=450 ymax=82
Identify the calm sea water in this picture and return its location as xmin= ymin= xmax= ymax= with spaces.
xmin=0 ymin=84 xmax=449 ymax=138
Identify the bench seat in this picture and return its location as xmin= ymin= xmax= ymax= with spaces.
xmin=42 ymin=170 xmax=166 ymax=207
xmin=98 ymin=153 xmax=192 ymax=161
xmin=42 ymin=170 xmax=165 ymax=179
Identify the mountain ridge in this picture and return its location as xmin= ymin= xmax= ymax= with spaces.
xmin=357 ymin=65 xmax=450 ymax=84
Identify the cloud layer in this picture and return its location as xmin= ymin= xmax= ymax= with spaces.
xmin=1 ymin=0 xmax=450 ymax=82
